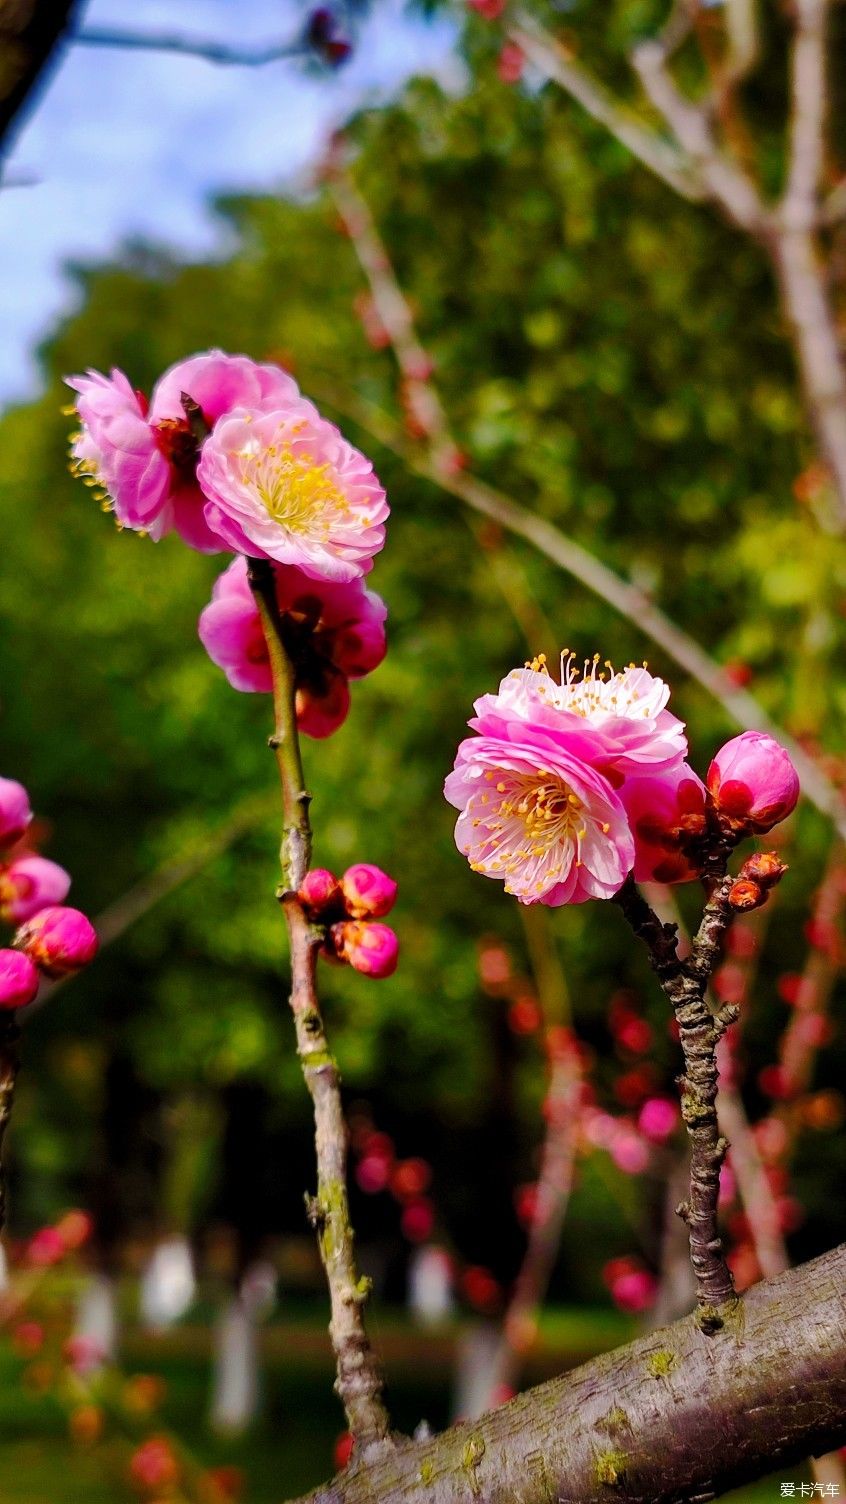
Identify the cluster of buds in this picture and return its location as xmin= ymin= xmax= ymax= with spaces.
xmin=0 ymin=775 xmax=97 ymax=1010
xmin=298 ymin=863 xmax=399 ymax=978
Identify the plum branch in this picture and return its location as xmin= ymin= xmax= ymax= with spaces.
xmin=247 ymin=557 xmax=392 ymax=1453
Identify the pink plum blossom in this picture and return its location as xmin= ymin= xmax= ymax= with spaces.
xmin=0 ymin=949 xmax=39 ymax=1010
xmin=27 ymin=1226 xmax=66 ymax=1266
xmin=67 ymin=351 xmax=300 ymax=551
xmin=0 ymin=778 xmax=32 ymax=851
xmin=196 ymin=404 xmax=388 ymax=580
xmin=0 ymin=855 xmax=71 ymax=924
xmin=620 ymin=763 xmax=708 ymax=884
xmin=444 ymin=711 xmax=634 ymax=906
xmin=340 ymin=864 xmax=397 ymax=919
xmin=198 ymin=555 xmax=386 ymax=737
xmin=15 ymin=906 xmax=98 ymax=978
xmin=331 ymin=920 xmax=399 ymax=978
xmin=707 ymin=731 xmax=800 ymax=834
xmin=477 ymin=655 xmax=687 ymax=781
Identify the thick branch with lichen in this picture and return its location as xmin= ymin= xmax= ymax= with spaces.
xmin=613 ymin=873 xmax=736 ymax=1327
xmin=286 ymin=1242 xmax=846 ymax=1504
xmin=247 ymin=557 xmax=391 ymax=1450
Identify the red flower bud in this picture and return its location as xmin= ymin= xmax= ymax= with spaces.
xmin=340 ymin=863 xmax=397 ymax=919
xmin=0 ymin=948 xmax=39 ymax=1009
xmin=728 ymin=879 xmax=766 ymax=912
xmin=298 ymin=868 xmax=341 ymax=918
xmin=738 ymin=851 xmax=788 ymax=889
xmin=707 ymin=732 xmax=799 ymax=834
xmin=14 ymin=906 xmax=98 ymax=978
xmin=330 ymin=920 xmax=399 ymax=978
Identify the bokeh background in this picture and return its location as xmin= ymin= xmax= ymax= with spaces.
xmin=0 ymin=2 xmax=844 ymax=1500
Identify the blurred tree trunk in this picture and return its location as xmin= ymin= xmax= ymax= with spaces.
xmin=0 ymin=0 xmax=82 ymax=156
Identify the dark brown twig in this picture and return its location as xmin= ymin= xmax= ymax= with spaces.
xmin=613 ymin=873 xmax=737 ymax=1328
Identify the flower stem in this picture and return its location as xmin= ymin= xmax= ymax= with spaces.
xmin=247 ymin=556 xmax=392 ymax=1450
xmin=613 ymin=873 xmax=738 ymax=1330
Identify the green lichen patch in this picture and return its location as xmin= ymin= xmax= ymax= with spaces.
xmin=595 ymin=1449 xmax=628 ymax=1487
xmin=646 ymin=1349 xmax=678 ymax=1378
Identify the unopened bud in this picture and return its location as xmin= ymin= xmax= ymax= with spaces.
xmin=0 ymin=855 xmax=71 ymax=924
xmin=298 ymin=868 xmax=342 ymax=919
xmin=0 ymin=948 xmax=39 ymax=1009
xmin=728 ymin=879 xmax=766 ymax=913
xmin=707 ymin=732 xmax=799 ymax=835
xmin=15 ymin=906 xmax=98 ymax=978
xmin=340 ymin=863 xmax=397 ymax=920
xmin=0 ymin=778 xmax=32 ymax=851
xmin=738 ymin=851 xmax=788 ymax=890
xmin=330 ymin=920 xmax=399 ymax=979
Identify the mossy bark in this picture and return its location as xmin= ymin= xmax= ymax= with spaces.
xmin=287 ymin=1243 xmax=846 ymax=1504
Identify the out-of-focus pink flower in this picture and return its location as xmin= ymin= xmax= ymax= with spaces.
xmin=129 ymin=1436 xmax=181 ymax=1493
xmin=12 ymin=1322 xmax=44 ymax=1357
xmin=27 ymin=1226 xmax=66 ymax=1267
xmin=198 ymin=555 xmax=386 ymax=737
xmin=298 ymin=868 xmax=342 ymax=918
xmin=15 ymin=906 xmax=98 ymax=978
xmin=55 ymin=1209 xmax=94 ymax=1251
xmin=331 ymin=920 xmax=399 ymax=978
xmin=467 ymin=0 xmax=507 ymax=17
xmin=621 ymin=764 xmax=708 ymax=884
xmin=445 ymin=713 xmax=633 ymax=906
xmin=0 ymin=855 xmax=71 ymax=923
xmin=603 ymin=1257 xmax=657 ymax=1313
xmin=0 ymin=778 xmax=32 ymax=851
xmin=707 ymin=732 xmax=799 ymax=834
xmin=68 ymin=351 xmax=301 ymax=552
xmin=341 ymin=864 xmax=397 ymax=920
xmin=497 ymin=40 xmax=524 ymax=83
xmin=637 ymin=1097 xmax=678 ymax=1143
xmin=63 ymin=1335 xmax=105 ymax=1376
xmin=609 ymin=1129 xmax=650 ymax=1176
xmin=197 ymin=403 xmax=388 ymax=580
xmin=0 ymin=949 xmax=39 ymax=1009
xmin=401 ymin=1198 xmax=435 ymax=1243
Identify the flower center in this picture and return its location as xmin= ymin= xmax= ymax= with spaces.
xmin=235 ymin=441 xmax=351 ymax=536
xmin=470 ymin=768 xmax=597 ymax=893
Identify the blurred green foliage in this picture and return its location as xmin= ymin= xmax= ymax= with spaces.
xmin=0 ymin=13 xmax=844 ymax=1292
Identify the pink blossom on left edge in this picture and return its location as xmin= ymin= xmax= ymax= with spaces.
xmin=66 ymin=350 xmax=301 ymax=552
xmin=198 ymin=555 xmax=386 ymax=737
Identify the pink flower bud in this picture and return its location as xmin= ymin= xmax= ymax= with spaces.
xmin=0 ymin=855 xmax=70 ymax=923
xmin=0 ymin=778 xmax=32 ymax=850
xmin=340 ymin=864 xmax=397 ymax=919
xmin=298 ymin=868 xmax=342 ymax=918
xmin=707 ymin=732 xmax=799 ymax=834
xmin=27 ymin=1225 xmax=65 ymax=1267
xmin=0 ymin=949 xmax=39 ymax=1009
xmin=15 ymin=906 xmax=98 ymax=978
xmin=331 ymin=920 xmax=399 ymax=978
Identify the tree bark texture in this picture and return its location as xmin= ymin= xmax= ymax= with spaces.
xmin=289 ymin=1243 xmax=846 ymax=1504
xmin=0 ymin=0 xmax=82 ymax=156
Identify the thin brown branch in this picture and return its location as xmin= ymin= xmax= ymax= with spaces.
xmin=631 ymin=38 xmax=767 ymax=234
xmin=248 ymin=559 xmax=391 ymax=1452
xmin=73 ymin=26 xmax=305 ymax=68
xmin=288 ymin=1242 xmax=846 ymax=1504
xmin=783 ymin=0 xmax=830 ymax=224
xmin=613 ymin=875 xmax=736 ymax=1326
xmin=508 ymin=12 xmax=704 ymax=202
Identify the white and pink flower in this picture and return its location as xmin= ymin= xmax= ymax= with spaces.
xmin=196 ymin=404 xmax=388 ymax=579
xmin=445 ymin=720 xmax=634 ymax=906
